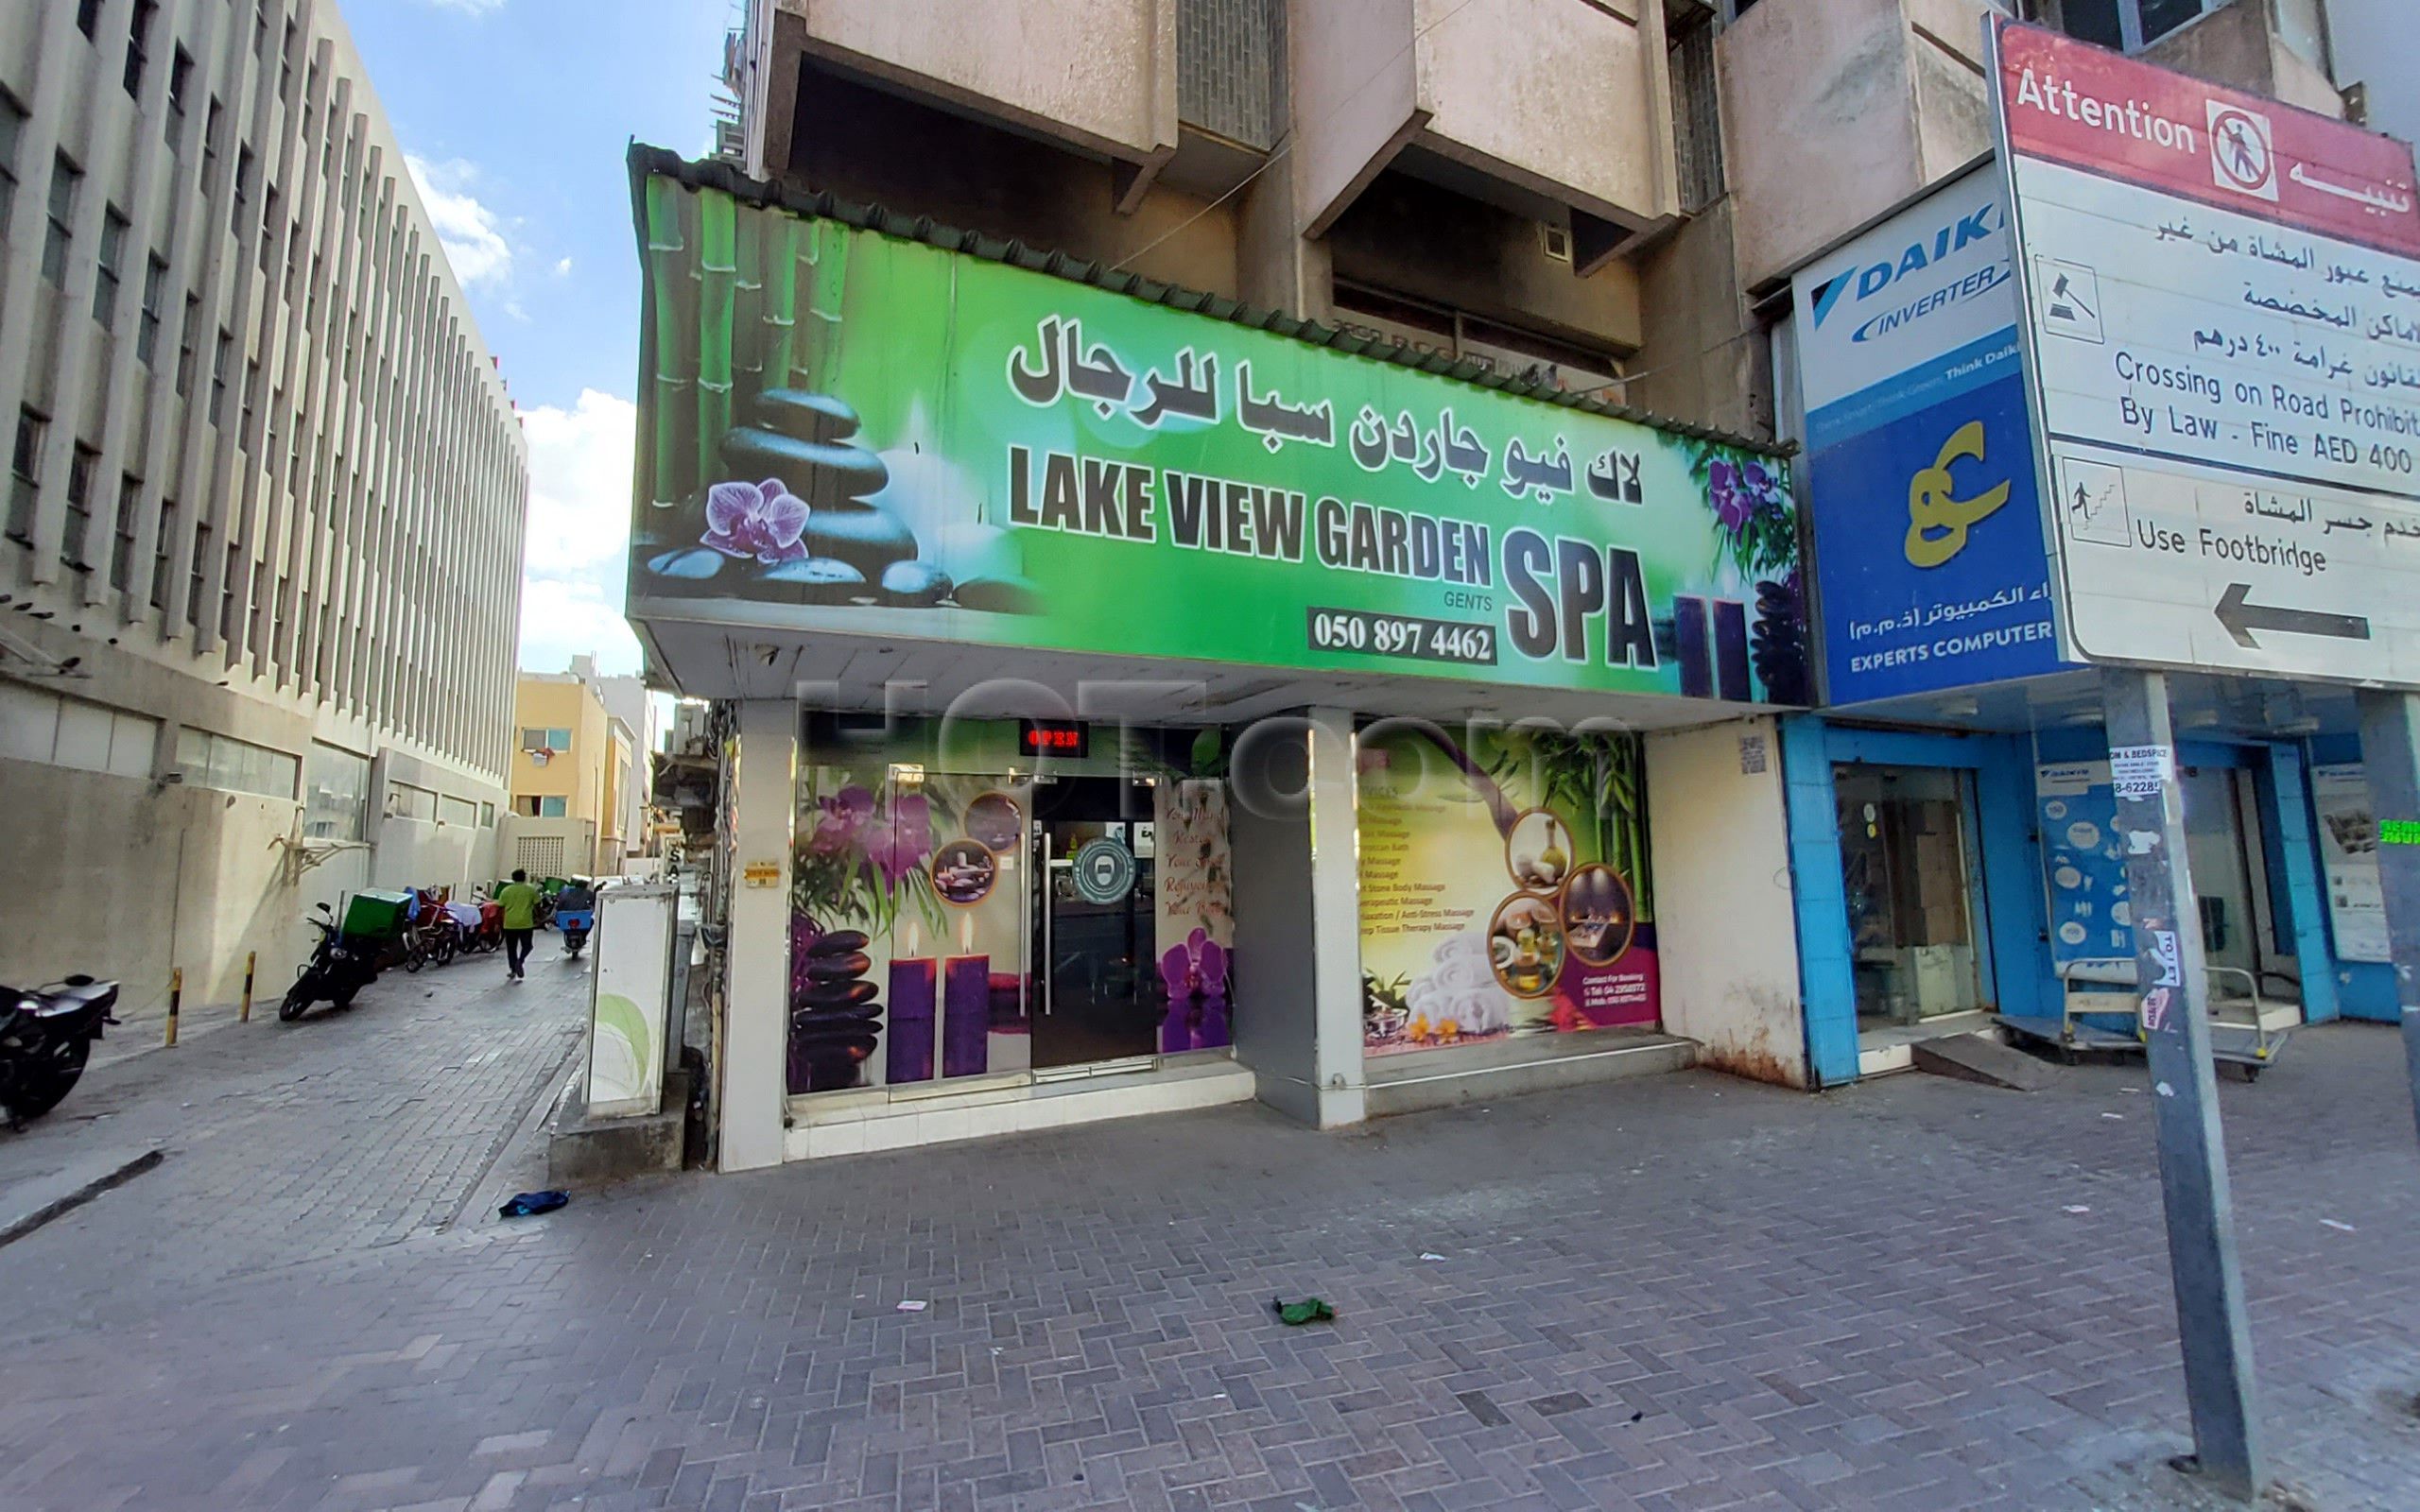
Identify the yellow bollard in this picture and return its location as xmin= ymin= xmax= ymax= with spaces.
xmin=165 ymin=967 xmax=182 ymax=1047
xmin=240 ymin=951 xmax=256 ymax=1023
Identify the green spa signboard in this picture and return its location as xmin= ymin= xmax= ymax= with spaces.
xmin=628 ymin=153 xmax=1806 ymax=702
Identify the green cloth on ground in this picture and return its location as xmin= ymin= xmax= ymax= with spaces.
xmin=1273 ymin=1297 xmax=1336 ymax=1326
xmin=498 ymin=882 xmax=543 ymax=931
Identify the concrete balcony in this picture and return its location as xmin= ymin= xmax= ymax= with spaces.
xmin=1296 ymin=0 xmax=1682 ymax=274
xmin=1720 ymin=0 xmax=2000 ymax=295
xmin=2132 ymin=0 xmax=2343 ymax=119
xmin=757 ymin=0 xmax=1181 ymax=210
xmin=1720 ymin=0 xmax=2346 ymax=296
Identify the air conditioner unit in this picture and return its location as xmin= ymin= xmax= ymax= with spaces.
xmin=530 ymin=748 xmax=551 ymax=766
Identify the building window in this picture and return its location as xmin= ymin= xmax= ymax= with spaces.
xmin=62 ymin=443 xmax=97 ymax=569
xmin=110 ymin=472 xmax=140 ymax=591
xmin=166 ymin=46 xmax=192 ymax=131
xmin=41 ymin=155 xmax=79 ymax=286
xmin=240 ymin=359 xmax=260 ymax=438
xmin=230 ymin=146 xmax=254 ymax=236
xmin=2050 ymin=0 xmax=2211 ymax=51
xmin=521 ymin=726 xmax=573 ymax=752
xmin=209 ymin=328 xmax=231 ymax=424
xmin=124 ymin=0 xmax=158 ymax=96
xmin=302 ymin=742 xmax=370 ymax=840
xmin=1669 ymin=12 xmax=1723 ymax=214
xmin=279 ymin=19 xmax=297 ymax=98
xmin=219 ymin=540 xmax=239 ymax=642
xmin=8 ymin=408 xmax=43 ymax=544
xmin=521 ymin=795 xmax=569 ymax=819
xmin=0 ymin=92 xmax=24 ymax=233
xmin=136 ymin=255 xmax=165 ymax=364
xmin=175 ymin=726 xmax=300 ymax=801
xmin=187 ymin=520 xmax=210 ymax=628
xmin=257 ymin=187 xmax=278 ymax=274
xmin=150 ymin=495 xmax=175 ymax=610
xmin=76 ymin=0 xmax=102 ymax=42
xmin=93 ymin=208 xmax=127 ymax=327
xmin=479 ymin=801 xmax=495 ymax=828
xmin=175 ymin=294 xmax=199 ymax=395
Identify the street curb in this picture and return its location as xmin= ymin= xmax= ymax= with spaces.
xmin=0 ymin=1144 xmax=167 ymax=1248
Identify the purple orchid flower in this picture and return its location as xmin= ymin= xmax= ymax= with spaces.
xmin=1706 ymin=457 xmax=1756 ymax=535
xmin=807 ymin=783 xmax=877 ymax=855
xmin=701 ymin=477 xmax=810 ymax=563
xmin=1159 ymin=927 xmax=1228 ymax=1001
xmin=862 ymin=793 xmax=934 ymax=888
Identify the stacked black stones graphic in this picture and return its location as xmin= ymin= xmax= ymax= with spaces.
xmin=726 ymin=389 xmax=937 ymax=603
xmin=792 ymin=928 xmax=880 ymax=1092
xmin=648 ymin=387 xmax=1044 ymax=611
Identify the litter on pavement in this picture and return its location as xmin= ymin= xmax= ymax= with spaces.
xmin=498 ymin=1190 xmax=569 ymax=1218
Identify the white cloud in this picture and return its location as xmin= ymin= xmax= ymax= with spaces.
xmin=406 ymin=154 xmax=513 ymax=287
xmin=516 ymin=389 xmax=643 ymax=675
xmin=424 ymin=0 xmax=508 ymax=13
xmin=518 ymin=576 xmax=641 ymax=676
xmin=552 ymin=256 xmax=574 ymax=278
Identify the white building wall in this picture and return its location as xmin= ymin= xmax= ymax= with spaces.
xmin=0 ymin=0 xmax=527 ymax=1009
xmin=1644 ymin=716 xmax=1809 ymax=1088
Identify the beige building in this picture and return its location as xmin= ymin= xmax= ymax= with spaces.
xmin=505 ymin=670 xmax=631 ymax=879
xmin=0 ymin=0 xmax=527 ymax=1010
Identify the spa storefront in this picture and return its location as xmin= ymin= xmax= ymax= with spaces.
xmin=622 ymin=150 xmax=1816 ymax=1169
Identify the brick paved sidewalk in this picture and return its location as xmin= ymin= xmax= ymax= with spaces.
xmin=0 ymin=940 xmax=590 ymax=1327
xmin=0 ymin=1013 xmax=2413 ymax=1511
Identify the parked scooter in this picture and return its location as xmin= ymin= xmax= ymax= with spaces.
xmin=555 ymin=880 xmax=596 ymax=960
xmin=281 ymin=902 xmax=383 ymax=1021
xmin=458 ymin=893 xmax=504 ymax=954
xmin=0 ymin=975 xmax=117 ymax=1127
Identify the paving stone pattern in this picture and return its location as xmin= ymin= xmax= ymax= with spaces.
xmin=0 ymin=944 xmax=589 ymax=1320
xmin=0 ymin=1008 xmax=2415 ymax=1511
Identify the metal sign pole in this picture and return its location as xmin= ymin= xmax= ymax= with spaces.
xmin=2355 ymin=690 xmax=2420 ymax=1151
xmin=2102 ymin=668 xmax=2264 ymax=1501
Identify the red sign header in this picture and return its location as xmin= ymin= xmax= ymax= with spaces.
xmin=1992 ymin=17 xmax=2420 ymax=258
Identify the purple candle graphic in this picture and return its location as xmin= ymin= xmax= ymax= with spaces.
xmin=943 ymin=954 xmax=990 ymax=1077
xmin=887 ymin=928 xmax=937 ymax=1085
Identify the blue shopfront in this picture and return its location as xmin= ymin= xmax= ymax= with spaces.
xmin=1777 ymin=165 xmax=2400 ymax=1088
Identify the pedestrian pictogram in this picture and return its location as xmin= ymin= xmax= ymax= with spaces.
xmin=2207 ymin=103 xmax=2278 ymax=201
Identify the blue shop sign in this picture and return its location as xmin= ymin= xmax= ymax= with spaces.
xmin=1792 ymin=165 xmax=2067 ymax=704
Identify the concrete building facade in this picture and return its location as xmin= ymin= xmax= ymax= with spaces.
xmin=639 ymin=0 xmax=2420 ymax=1177
xmin=504 ymin=669 xmax=631 ymax=880
xmin=0 ymin=0 xmax=527 ymax=1008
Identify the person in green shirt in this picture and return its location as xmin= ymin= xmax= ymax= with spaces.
xmin=497 ymin=869 xmax=542 ymax=981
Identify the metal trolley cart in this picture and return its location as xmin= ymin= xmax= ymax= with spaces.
xmin=1996 ymin=958 xmax=2294 ymax=1080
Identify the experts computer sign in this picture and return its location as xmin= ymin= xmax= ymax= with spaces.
xmin=1793 ymin=164 xmax=2063 ymax=705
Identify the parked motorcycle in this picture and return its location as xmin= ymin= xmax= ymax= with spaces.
xmin=458 ymin=894 xmax=504 ymax=954
xmin=555 ymin=880 xmax=596 ymax=960
xmin=0 ymin=975 xmax=118 ymax=1126
xmin=281 ymin=902 xmax=383 ymax=1021
xmin=399 ymin=887 xmax=458 ymax=971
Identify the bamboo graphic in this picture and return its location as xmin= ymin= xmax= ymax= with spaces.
xmin=763 ymin=218 xmax=800 ymax=400
xmin=697 ymin=191 xmax=738 ymax=489
xmin=642 ymin=176 xmax=693 ymax=508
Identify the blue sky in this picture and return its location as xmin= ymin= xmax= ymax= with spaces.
xmin=343 ymin=0 xmax=734 ymax=674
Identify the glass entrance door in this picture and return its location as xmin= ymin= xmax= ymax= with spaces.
xmin=1834 ymin=764 xmax=1991 ymax=1027
xmin=2179 ymin=765 xmax=2298 ymax=1006
xmin=1029 ymin=777 xmax=1165 ymax=1071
